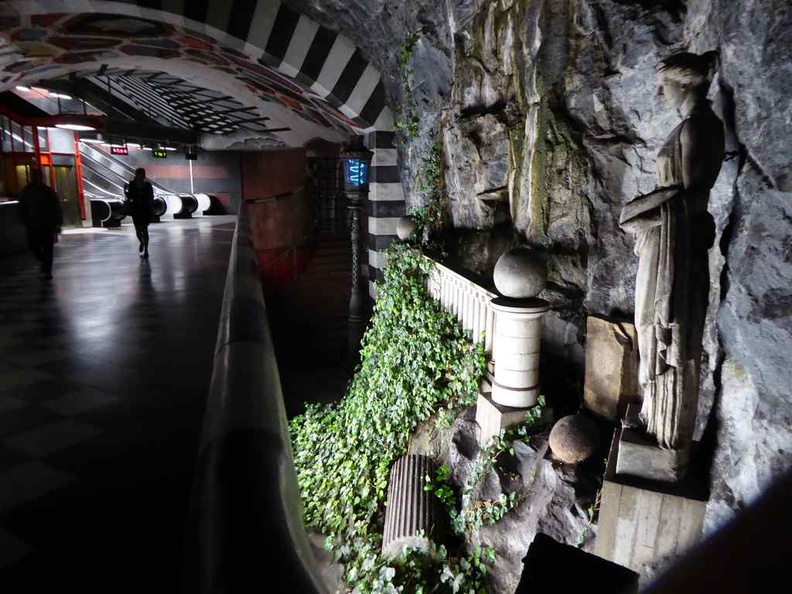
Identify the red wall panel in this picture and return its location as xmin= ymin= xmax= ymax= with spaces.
xmin=247 ymin=189 xmax=312 ymax=251
xmin=241 ymin=148 xmax=306 ymax=200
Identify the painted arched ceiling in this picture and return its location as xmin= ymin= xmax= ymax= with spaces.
xmin=0 ymin=2 xmax=392 ymax=147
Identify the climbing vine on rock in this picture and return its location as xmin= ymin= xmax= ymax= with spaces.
xmin=394 ymin=32 xmax=420 ymax=142
xmin=290 ymin=243 xmax=487 ymax=591
xmin=425 ymin=399 xmax=547 ymax=535
xmin=408 ymin=140 xmax=447 ymax=251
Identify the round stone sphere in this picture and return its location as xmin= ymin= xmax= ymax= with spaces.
xmin=548 ymin=414 xmax=600 ymax=464
xmin=493 ymin=247 xmax=547 ymax=298
xmin=396 ymin=216 xmax=418 ymax=241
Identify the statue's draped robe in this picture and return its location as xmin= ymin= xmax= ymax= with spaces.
xmin=622 ymin=101 xmax=723 ymax=449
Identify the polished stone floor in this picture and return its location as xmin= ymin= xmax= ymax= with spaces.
xmin=0 ymin=217 xmax=235 ymax=592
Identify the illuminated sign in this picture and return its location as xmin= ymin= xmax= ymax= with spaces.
xmin=152 ymin=149 xmax=168 ymax=158
xmin=110 ymin=146 xmax=128 ymax=156
xmin=343 ymin=159 xmax=367 ymax=187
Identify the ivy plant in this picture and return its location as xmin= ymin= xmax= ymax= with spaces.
xmin=408 ymin=140 xmax=447 ymax=252
xmin=290 ymin=243 xmax=487 ymax=590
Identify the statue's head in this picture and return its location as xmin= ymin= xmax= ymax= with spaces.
xmin=657 ymin=51 xmax=719 ymax=108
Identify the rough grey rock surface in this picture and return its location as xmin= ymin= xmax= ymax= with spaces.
xmin=410 ymin=409 xmax=600 ymax=593
xmin=291 ymin=0 xmax=792 ymax=579
xmin=416 ymin=0 xmax=791 ymax=544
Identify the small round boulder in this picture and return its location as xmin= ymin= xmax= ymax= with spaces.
xmin=548 ymin=414 xmax=600 ymax=464
xmin=493 ymin=247 xmax=547 ymax=299
xmin=396 ymin=216 xmax=418 ymax=241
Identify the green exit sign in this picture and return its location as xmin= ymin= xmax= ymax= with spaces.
xmin=152 ymin=149 xmax=168 ymax=158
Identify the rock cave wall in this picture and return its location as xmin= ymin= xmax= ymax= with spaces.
xmin=288 ymin=0 xmax=791 ymax=537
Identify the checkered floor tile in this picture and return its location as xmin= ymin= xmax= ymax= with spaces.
xmin=0 ymin=217 xmax=234 ymax=591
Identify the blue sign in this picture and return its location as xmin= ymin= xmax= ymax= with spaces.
xmin=344 ymin=158 xmax=367 ymax=187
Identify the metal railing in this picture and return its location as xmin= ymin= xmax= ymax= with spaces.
xmin=183 ymin=202 xmax=325 ymax=593
xmin=424 ymin=256 xmax=497 ymax=356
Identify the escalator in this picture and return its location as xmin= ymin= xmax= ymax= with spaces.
xmin=80 ymin=155 xmax=127 ymax=199
xmin=79 ymin=143 xmax=200 ymax=223
xmin=79 ymin=143 xmax=174 ymax=198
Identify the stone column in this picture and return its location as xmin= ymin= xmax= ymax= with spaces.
xmin=490 ymin=297 xmax=550 ymax=407
xmin=476 ymin=247 xmax=551 ymax=443
xmin=382 ymin=454 xmax=446 ymax=559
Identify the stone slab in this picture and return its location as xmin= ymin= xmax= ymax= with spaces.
xmin=616 ymin=427 xmax=690 ymax=483
xmin=583 ymin=315 xmax=640 ymax=421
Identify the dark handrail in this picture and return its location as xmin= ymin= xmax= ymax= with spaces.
xmin=250 ymin=185 xmax=305 ymax=204
xmin=182 ymin=202 xmax=326 ymax=593
xmin=260 ymin=235 xmax=312 ymax=270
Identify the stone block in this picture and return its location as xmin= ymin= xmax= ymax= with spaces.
xmin=475 ymin=391 xmax=552 ymax=446
xmin=583 ymin=315 xmax=640 ymax=421
xmin=595 ymin=428 xmax=708 ymax=575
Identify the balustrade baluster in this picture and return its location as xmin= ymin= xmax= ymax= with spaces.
xmin=465 ymin=290 xmax=473 ymax=332
xmin=421 ymin=256 xmax=497 ymax=356
xmin=472 ymin=296 xmax=482 ymax=343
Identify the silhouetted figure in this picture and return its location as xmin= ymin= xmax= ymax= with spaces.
xmin=18 ymin=168 xmax=62 ymax=280
xmin=126 ymin=167 xmax=154 ymax=259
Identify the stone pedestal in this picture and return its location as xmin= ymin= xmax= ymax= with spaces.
xmin=595 ymin=427 xmax=708 ymax=574
xmin=489 ymin=297 xmax=549 ymax=408
xmin=616 ymin=404 xmax=691 ymax=482
xmin=382 ymin=454 xmax=446 ymax=559
xmin=583 ymin=315 xmax=640 ymax=420
xmin=616 ymin=427 xmax=691 ymax=483
xmin=475 ymin=391 xmax=553 ymax=445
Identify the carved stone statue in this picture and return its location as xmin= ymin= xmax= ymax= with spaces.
xmin=619 ymin=51 xmax=724 ymax=461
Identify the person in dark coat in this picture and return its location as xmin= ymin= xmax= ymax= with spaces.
xmin=18 ymin=167 xmax=62 ymax=280
xmin=126 ymin=167 xmax=154 ymax=258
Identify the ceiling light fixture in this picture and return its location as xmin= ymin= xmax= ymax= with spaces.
xmin=15 ymin=85 xmax=31 ymax=92
xmin=56 ymin=123 xmax=97 ymax=131
xmin=50 ymin=93 xmax=72 ymax=100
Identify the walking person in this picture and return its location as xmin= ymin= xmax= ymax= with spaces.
xmin=125 ymin=168 xmax=154 ymax=259
xmin=18 ymin=167 xmax=62 ymax=280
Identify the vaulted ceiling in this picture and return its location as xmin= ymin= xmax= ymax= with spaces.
xmin=0 ymin=4 xmax=392 ymax=147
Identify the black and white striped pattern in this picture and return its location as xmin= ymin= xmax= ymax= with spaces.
xmin=366 ymin=131 xmax=406 ymax=297
xmin=15 ymin=0 xmax=390 ymax=130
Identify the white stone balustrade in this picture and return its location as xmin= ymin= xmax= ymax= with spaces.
xmin=424 ymin=257 xmax=497 ymax=355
